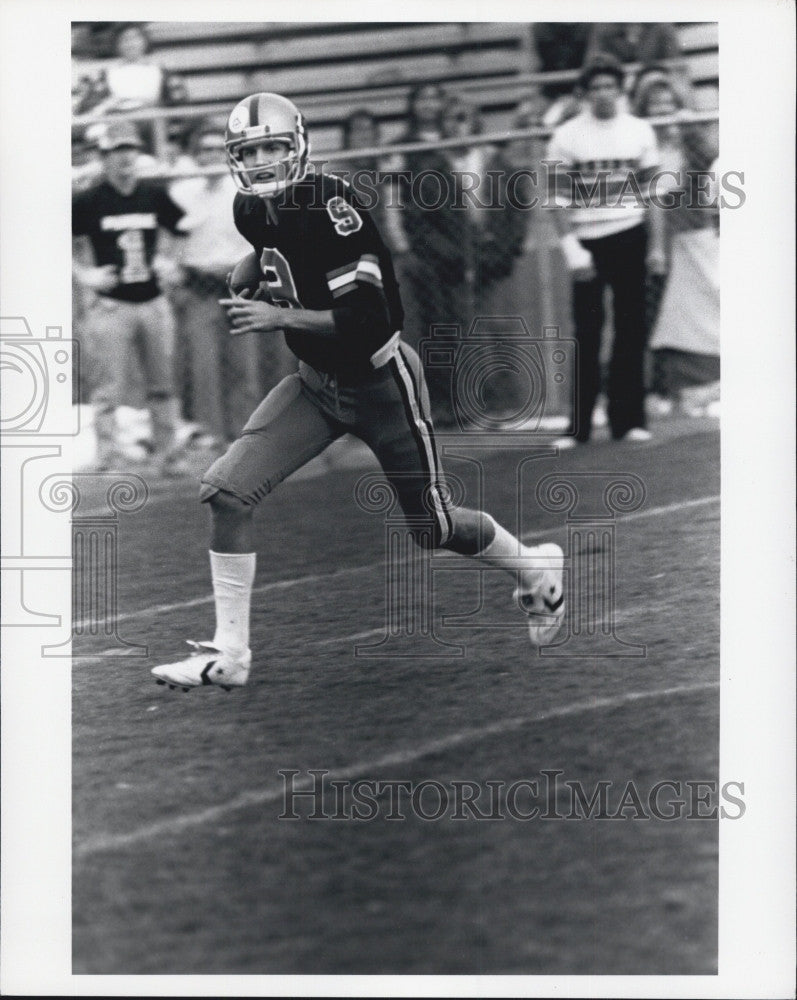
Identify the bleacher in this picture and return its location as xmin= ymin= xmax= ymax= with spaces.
xmin=138 ymin=21 xmax=718 ymax=150
xmin=144 ymin=22 xmax=534 ymax=149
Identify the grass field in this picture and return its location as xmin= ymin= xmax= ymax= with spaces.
xmin=72 ymin=419 xmax=720 ymax=975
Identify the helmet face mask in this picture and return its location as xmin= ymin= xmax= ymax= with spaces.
xmin=225 ymin=93 xmax=309 ymax=197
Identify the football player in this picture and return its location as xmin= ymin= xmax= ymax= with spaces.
xmin=152 ymin=92 xmax=564 ymax=690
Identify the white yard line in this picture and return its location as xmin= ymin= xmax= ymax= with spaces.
xmin=73 ymin=565 xmax=711 ymax=659
xmin=315 ymin=626 xmax=386 ymax=647
xmin=309 ymin=555 xmax=712 ymax=649
xmin=606 ymin=494 xmax=720 ymax=525
xmin=73 ymin=494 xmax=720 ymax=633
xmin=77 ymin=564 xmax=376 ymax=631
xmin=74 ymin=680 xmax=719 ymax=859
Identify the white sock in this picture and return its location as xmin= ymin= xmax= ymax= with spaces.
xmin=478 ymin=515 xmax=543 ymax=593
xmin=209 ymin=551 xmax=256 ymax=654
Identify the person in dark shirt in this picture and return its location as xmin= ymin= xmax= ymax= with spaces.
xmin=72 ymin=119 xmax=186 ymax=472
xmin=151 ymin=93 xmax=565 ymax=691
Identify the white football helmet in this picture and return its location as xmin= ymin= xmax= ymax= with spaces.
xmin=225 ymin=92 xmax=309 ymax=197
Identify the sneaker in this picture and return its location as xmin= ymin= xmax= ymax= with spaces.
xmin=151 ymin=641 xmax=251 ymax=691
xmin=622 ymin=427 xmax=652 ymax=442
xmin=514 ymin=543 xmax=566 ymax=647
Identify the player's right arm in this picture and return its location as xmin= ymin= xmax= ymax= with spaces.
xmin=224 ymin=192 xmax=339 ymax=338
xmin=219 ymin=295 xmax=337 ymax=337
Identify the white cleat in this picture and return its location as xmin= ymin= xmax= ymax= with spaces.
xmin=514 ymin=543 xmax=566 ymax=647
xmin=151 ymin=641 xmax=251 ymax=691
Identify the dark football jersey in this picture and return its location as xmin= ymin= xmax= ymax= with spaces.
xmin=233 ymin=172 xmax=404 ymax=377
xmin=72 ymin=180 xmax=185 ymax=303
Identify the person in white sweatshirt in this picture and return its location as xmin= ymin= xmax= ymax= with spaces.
xmin=547 ymin=54 xmax=661 ymax=444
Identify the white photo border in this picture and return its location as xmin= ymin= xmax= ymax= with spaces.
xmin=1 ymin=0 xmax=794 ymax=996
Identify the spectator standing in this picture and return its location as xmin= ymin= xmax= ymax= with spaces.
xmin=162 ymin=120 xmax=197 ymax=173
xmin=584 ymin=23 xmax=688 ymax=101
xmin=169 ymin=123 xmax=262 ymax=448
xmin=72 ymin=128 xmax=103 ymax=193
xmin=440 ymin=96 xmax=527 ymax=308
xmin=439 ymin=96 xmax=529 ymax=422
xmin=72 ymin=24 xmax=106 ymax=116
xmin=399 ymin=87 xmax=469 ymax=424
xmin=89 ymin=23 xmax=165 ymax=115
xmin=341 ymin=109 xmax=407 ymax=256
xmin=340 ymin=109 xmax=379 ymax=170
xmin=546 ymin=55 xmax=661 ymax=444
xmin=632 ymin=67 xmax=694 ymax=333
xmin=632 ymin=71 xmax=720 ymax=409
xmin=531 ymin=23 xmax=591 ymax=127
xmin=80 ymin=23 xmax=181 ymax=158
xmin=72 ymin=120 xmax=187 ymax=473
xmin=632 ymin=67 xmax=689 ymax=339
xmin=394 ymin=84 xmax=452 ymax=334
xmin=340 ymin=109 xmax=424 ymax=394
xmin=402 ymin=84 xmax=464 ymax=302
xmin=404 ymin=82 xmax=447 ymax=144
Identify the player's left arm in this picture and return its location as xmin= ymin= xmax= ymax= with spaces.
xmin=317 ymin=190 xmax=394 ymax=352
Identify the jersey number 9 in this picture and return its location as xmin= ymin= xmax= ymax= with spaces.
xmin=326 ymin=196 xmax=363 ymax=237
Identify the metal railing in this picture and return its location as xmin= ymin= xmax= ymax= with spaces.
xmin=73 ymin=57 xmax=713 ymax=162
xmin=74 ymin=112 xmax=719 ymax=183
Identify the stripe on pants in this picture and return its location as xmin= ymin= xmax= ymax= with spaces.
xmin=390 ymin=348 xmax=453 ymax=544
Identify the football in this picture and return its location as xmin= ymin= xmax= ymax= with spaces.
xmin=227 ymin=251 xmax=269 ymax=300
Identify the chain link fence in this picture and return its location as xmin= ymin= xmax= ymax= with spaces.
xmin=72 ymin=103 xmax=720 ymax=436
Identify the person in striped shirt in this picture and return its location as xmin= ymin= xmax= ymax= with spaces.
xmin=547 ymin=55 xmax=662 ymax=445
